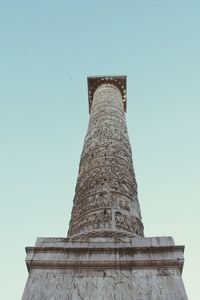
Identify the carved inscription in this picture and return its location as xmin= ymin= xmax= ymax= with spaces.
xmin=22 ymin=269 xmax=188 ymax=300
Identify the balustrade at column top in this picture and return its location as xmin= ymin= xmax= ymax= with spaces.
xmin=87 ymin=76 xmax=127 ymax=113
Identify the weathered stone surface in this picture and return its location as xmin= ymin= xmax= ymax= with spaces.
xmin=22 ymin=237 xmax=188 ymax=300
xmin=21 ymin=76 xmax=188 ymax=299
xmin=68 ymin=78 xmax=143 ymax=240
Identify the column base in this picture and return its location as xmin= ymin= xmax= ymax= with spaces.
xmin=22 ymin=236 xmax=188 ymax=300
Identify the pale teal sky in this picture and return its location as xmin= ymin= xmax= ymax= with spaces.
xmin=0 ymin=1 xmax=199 ymax=299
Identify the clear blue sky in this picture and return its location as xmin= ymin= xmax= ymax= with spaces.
xmin=0 ymin=1 xmax=199 ymax=299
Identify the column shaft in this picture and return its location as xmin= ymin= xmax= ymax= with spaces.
xmin=68 ymin=82 xmax=143 ymax=240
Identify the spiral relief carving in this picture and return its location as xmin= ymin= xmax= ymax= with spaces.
xmin=68 ymin=76 xmax=144 ymax=240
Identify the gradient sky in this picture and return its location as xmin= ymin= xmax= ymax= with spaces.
xmin=0 ymin=1 xmax=199 ymax=299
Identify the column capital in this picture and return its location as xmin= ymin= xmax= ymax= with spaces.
xmin=87 ymin=75 xmax=127 ymax=113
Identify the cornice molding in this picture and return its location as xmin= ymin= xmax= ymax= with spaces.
xmin=25 ymin=244 xmax=185 ymax=272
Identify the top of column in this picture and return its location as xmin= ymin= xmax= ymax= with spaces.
xmin=87 ymin=75 xmax=127 ymax=113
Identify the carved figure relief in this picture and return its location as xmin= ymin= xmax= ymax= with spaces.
xmin=70 ymin=209 xmax=112 ymax=235
xmin=68 ymin=82 xmax=144 ymax=238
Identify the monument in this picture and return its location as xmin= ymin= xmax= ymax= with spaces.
xmin=22 ymin=76 xmax=188 ymax=299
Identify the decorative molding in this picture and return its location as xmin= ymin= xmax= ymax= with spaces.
xmin=25 ymin=241 xmax=185 ymax=272
xmin=87 ymin=76 xmax=127 ymax=113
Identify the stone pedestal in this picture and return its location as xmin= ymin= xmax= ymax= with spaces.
xmin=22 ymin=236 xmax=188 ymax=300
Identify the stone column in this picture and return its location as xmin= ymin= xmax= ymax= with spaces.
xmin=22 ymin=76 xmax=188 ymax=300
xmin=68 ymin=76 xmax=144 ymax=240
